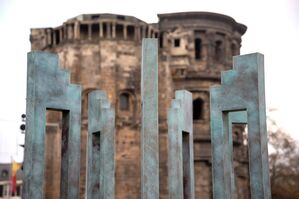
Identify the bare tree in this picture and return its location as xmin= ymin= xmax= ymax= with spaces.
xmin=268 ymin=117 xmax=299 ymax=198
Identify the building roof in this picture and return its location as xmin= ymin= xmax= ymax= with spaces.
xmin=158 ymin=12 xmax=247 ymax=35
xmin=66 ymin=13 xmax=148 ymax=24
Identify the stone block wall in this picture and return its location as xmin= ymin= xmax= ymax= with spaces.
xmin=31 ymin=12 xmax=249 ymax=198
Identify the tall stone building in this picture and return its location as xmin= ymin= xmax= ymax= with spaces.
xmin=30 ymin=12 xmax=249 ymax=198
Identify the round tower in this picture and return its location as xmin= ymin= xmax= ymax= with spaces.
xmin=158 ymin=12 xmax=248 ymax=198
xmin=30 ymin=11 xmax=248 ymax=199
xmin=31 ymin=13 xmax=173 ymax=199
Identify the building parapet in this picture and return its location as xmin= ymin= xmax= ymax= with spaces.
xmin=30 ymin=13 xmax=159 ymax=50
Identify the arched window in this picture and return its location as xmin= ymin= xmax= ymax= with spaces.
xmin=215 ymin=40 xmax=223 ymax=62
xmin=119 ymin=93 xmax=130 ymax=111
xmin=118 ymin=91 xmax=136 ymax=125
xmin=195 ymin=38 xmax=202 ymax=60
xmin=193 ymin=98 xmax=204 ymax=120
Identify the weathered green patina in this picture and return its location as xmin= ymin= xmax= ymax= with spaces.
xmin=227 ymin=111 xmax=248 ymax=197
xmin=210 ymin=53 xmax=271 ymax=199
xmin=141 ymin=38 xmax=159 ymax=199
xmin=23 ymin=39 xmax=271 ymax=199
xmin=168 ymin=90 xmax=195 ymax=199
xmin=87 ymin=91 xmax=115 ymax=199
xmin=23 ymin=52 xmax=81 ymax=199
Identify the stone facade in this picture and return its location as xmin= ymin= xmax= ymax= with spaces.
xmin=30 ymin=12 xmax=249 ymax=198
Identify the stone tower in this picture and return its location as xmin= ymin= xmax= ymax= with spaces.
xmin=30 ymin=12 xmax=249 ymax=199
xmin=158 ymin=12 xmax=249 ymax=198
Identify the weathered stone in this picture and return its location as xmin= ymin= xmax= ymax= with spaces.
xmin=30 ymin=12 xmax=249 ymax=198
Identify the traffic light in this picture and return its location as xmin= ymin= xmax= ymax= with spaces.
xmin=20 ymin=114 xmax=26 ymax=134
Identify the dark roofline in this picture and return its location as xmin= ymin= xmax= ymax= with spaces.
xmin=157 ymin=12 xmax=247 ymax=35
xmin=66 ymin=13 xmax=148 ymax=24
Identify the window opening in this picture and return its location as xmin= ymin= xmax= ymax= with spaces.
xmin=127 ymin=25 xmax=135 ymax=40
xmin=91 ymin=24 xmax=99 ymax=40
xmin=193 ymin=98 xmax=204 ymax=120
xmin=116 ymin=24 xmax=124 ymax=39
xmin=215 ymin=40 xmax=223 ymax=62
xmin=195 ymin=38 xmax=202 ymax=60
xmin=174 ymin=38 xmax=180 ymax=47
xmin=119 ymin=93 xmax=130 ymax=111
xmin=80 ymin=24 xmax=88 ymax=40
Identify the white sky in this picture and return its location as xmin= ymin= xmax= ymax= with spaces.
xmin=0 ymin=0 xmax=298 ymax=163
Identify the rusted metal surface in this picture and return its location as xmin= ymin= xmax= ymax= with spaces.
xmin=168 ymin=90 xmax=195 ymax=199
xmin=87 ymin=91 xmax=115 ymax=199
xmin=23 ymin=52 xmax=81 ymax=199
xmin=210 ymin=53 xmax=271 ymax=199
xmin=141 ymin=38 xmax=159 ymax=199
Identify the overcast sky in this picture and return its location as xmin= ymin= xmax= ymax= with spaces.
xmin=0 ymin=0 xmax=298 ymax=162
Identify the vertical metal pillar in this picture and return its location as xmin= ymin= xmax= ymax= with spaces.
xmin=23 ymin=52 xmax=81 ymax=199
xmin=210 ymin=53 xmax=271 ymax=199
xmin=87 ymin=91 xmax=115 ymax=199
xmin=168 ymin=90 xmax=195 ymax=199
xmin=141 ymin=38 xmax=159 ymax=199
